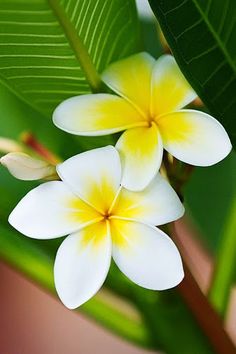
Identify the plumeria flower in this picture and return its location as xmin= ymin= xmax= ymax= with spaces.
xmin=9 ymin=146 xmax=184 ymax=309
xmin=53 ymin=53 xmax=232 ymax=191
xmin=0 ymin=137 xmax=22 ymax=154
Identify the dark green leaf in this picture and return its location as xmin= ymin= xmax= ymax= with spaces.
xmin=148 ymin=0 xmax=236 ymax=148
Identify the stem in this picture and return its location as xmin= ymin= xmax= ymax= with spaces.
xmin=163 ymin=153 xmax=194 ymax=199
xmin=209 ymin=197 xmax=236 ymax=316
xmin=172 ymin=218 xmax=213 ymax=294
xmin=48 ymin=0 xmax=102 ymax=93
xmin=171 ymin=223 xmax=236 ymax=354
xmin=21 ymin=132 xmax=60 ymax=165
xmin=178 ymin=265 xmax=235 ymax=354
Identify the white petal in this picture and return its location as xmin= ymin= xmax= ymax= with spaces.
xmin=102 ymin=52 xmax=155 ymax=116
xmin=9 ymin=181 xmax=101 ymax=239
xmin=111 ymin=219 xmax=184 ymax=290
xmin=53 ymin=93 xmax=144 ymax=136
xmin=116 ymin=124 xmax=163 ymax=191
xmin=112 ymin=173 xmax=184 ymax=225
xmin=158 ymin=110 xmax=232 ymax=166
xmin=151 ymin=55 xmax=197 ymax=116
xmin=57 ymin=146 xmax=121 ymax=214
xmin=54 ymin=221 xmax=111 ymax=309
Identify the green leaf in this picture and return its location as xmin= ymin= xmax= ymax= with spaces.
xmin=209 ymin=195 xmax=236 ymax=316
xmin=0 ymin=0 xmax=140 ymax=116
xmin=148 ymin=0 xmax=236 ymax=148
xmin=184 ymin=152 xmax=236 ymax=253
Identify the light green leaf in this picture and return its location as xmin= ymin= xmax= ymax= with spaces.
xmin=0 ymin=0 xmax=140 ymax=116
xmin=209 ymin=195 xmax=236 ymax=316
xmin=148 ymin=0 xmax=236 ymax=148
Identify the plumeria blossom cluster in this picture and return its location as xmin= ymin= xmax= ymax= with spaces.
xmin=5 ymin=53 xmax=231 ymax=309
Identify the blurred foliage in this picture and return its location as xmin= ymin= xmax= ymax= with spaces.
xmin=140 ymin=18 xmax=162 ymax=57
xmin=184 ymin=152 xmax=236 ymax=253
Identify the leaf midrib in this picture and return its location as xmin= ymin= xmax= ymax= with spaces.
xmin=48 ymin=0 xmax=102 ymax=93
xmin=191 ymin=0 xmax=236 ymax=73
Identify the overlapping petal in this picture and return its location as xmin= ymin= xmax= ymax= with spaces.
xmin=54 ymin=222 xmax=111 ymax=309
xmin=116 ymin=124 xmax=163 ymax=191
xmin=102 ymin=52 xmax=155 ymax=116
xmin=9 ymin=181 xmax=101 ymax=239
xmin=157 ymin=110 xmax=232 ymax=166
xmin=111 ymin=174 xmax=184 ymax=225
xmin=151 ymin=55 xmax=197 ymax=117
xmin=53 ymin=93 xmax=145 ymax=136
xmin=111 ymin=219 xmax=184 ymax=290
xmin=57 ymin=146 xmax=121 ymax=214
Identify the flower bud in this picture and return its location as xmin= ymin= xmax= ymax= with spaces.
xmin=0 ymin=152 xmax=58 ymax=181
xmin=0 ymin=137 xmax=23 ymax=154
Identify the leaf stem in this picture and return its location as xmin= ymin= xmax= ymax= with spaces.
xmin=48 ymin=0 xmax=102 ymax=93
xmin=208 ymin=196 xmax=236 ymax=316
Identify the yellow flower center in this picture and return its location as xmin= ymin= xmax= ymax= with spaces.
xmin=100 ymin=210 xmax=112 ymax=220
xmin=74 ymin=186 xmax=129 ymax=248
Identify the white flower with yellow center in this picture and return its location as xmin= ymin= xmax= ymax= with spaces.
xmin=53 ymin=53 xmax=232 ymax=191
xmin=9 ymin=146 xmax=184 ymax=309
